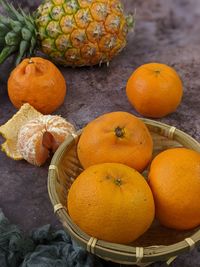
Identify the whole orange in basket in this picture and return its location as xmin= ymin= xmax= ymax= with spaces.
xmin=77 ymin=111 xmax=153 ymax=172
xmin=148 ymin=148 xmax=200 ymax=230
xmin=126 ymin=63 xmax=183 ymax=118
xmin=8 ymin=57 xmax=66 ymax=114
xmin=67 ymin=163 xmax=155 ymax=244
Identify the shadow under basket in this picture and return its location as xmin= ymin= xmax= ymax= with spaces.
xmin=48 ymin=118 xmax=200 ymax=266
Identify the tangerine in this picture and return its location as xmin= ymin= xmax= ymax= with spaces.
xmin=148 ymin=148 xmax=200 ymax=230
xmin=126 ymin=63 xmax=183 ymax=118
xmin=8 ymin=57 xmax=66 ymax=114
xmin=77 ymin=111 xmax=153 ymax=172
xmin=67 ymin=163 xmax=155 ymax=244
xmin=17 ymin=115 xmax=75 ymax=166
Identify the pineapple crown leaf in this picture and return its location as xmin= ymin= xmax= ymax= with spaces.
xmin=0 ymin=45 xmax=17 ymax=64
xmin=18 ymin=6 xmax=35 ymax=30
xmin=15 ymin=40 xmax=29 ymax=65
xmin=126 ymin=14 xmax=135 ymax=31
xmin=10 ymin=20 xmax=23 ymax=33
xmin=0 ymin=14 xmax=10 ymax=25
xmin=0 ymin=0 xmax=24 ymax=22
xmin=0 ymin=22 xmax=10 ymax=33
xmin=29 ymin=37 xmax=37 ymax=55
xmin=126 ymin=8 xmax=136 ymax=32
xmin=0 ymin=0 xmax=37 ymax=65
xmin=5 ymin=31 xmax=20 ymax=46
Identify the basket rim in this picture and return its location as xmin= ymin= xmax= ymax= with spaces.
xmin=48 ymin=118 xmax=200 ymax=264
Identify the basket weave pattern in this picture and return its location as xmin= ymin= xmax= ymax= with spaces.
xmin=48 ymin=119 xmax=200 ymax=266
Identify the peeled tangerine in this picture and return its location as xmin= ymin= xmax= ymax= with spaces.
xmin=17 ymin=115 xmax=75 ymax=166
xmin=0 ymin=103 xmax=75 ymax=166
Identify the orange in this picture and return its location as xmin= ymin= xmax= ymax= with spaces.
xmin=0 ymin=103 xmax=75 ymax=165
xmin=17 ymin=115 xmax=75 ymax=166
xmin=77 ymin=111 xmax=153 ymax=172
xmin=67 ymin=163 xmax=155 ymax=244
xmin=126 ymin=63 xmax=183 ymax=118
xmin=148 ymin=148 xmax=200 ymax=230
xmin=8 ymin=57 xmax=66 ymax=114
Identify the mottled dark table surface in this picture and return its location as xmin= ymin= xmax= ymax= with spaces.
xmin=0 ymin=0 xmax=200 ymax=266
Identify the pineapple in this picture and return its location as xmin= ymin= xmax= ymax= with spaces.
xmin=0 ymin=0 xmax=133 ymax=67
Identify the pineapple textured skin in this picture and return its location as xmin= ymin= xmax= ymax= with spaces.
xmin=36 ymin=0 xmax=128 ymax=66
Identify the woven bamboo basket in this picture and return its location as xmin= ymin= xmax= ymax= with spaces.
xmin=48 ymin=118 xmax=200 ymax=266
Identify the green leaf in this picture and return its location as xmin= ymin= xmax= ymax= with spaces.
xmin=19 ymin=7 xmax=33 ymax=24
xmin=0 ymin=0 xmax=18 ymax=20
xmin=0 ymin=15 xmax=10 ymax=26
xmin=0 ymin=30 xmax=8 ymax=38
xmin=21 ymin=28 xmax=32 ymax=41
xmin=29 ymin=37 xmax=37 ymax=55
xmin=20 ymin=40 xmax=29 ymax=53
xmin=10 ymin=20 xmax=22 ymax=33
xmin=0 ymin=37 xmax=5 ymax=44
xmin=5 ymin=2 xmax=24 ymax=22
xmin=28 ymin=14 xmax=35 ymax=25
xmin=126 ymin=14 xmax=135 ymax=30
xmin=15 ymin=40 xmax=30 ymax=65
xmin=0 ymin=0 xmax=36 ymax=65
xmin=5 ymin=32 xmax=19 ymax=46
xmin=17 ymin=7 xmax=34 ymax=31
xmin=0 ymin=45 xmax=17 ymax=64
xmin=24 ymin=19 xmax=36 ymax=33
xmin=19 ymin=6 xmax=29 ymax=18
xmin=0 ymin=23 xmax=10 ymax=32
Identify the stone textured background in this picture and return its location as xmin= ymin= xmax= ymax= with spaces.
xmin=0 ymin=0 xmax=200 ymax=266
